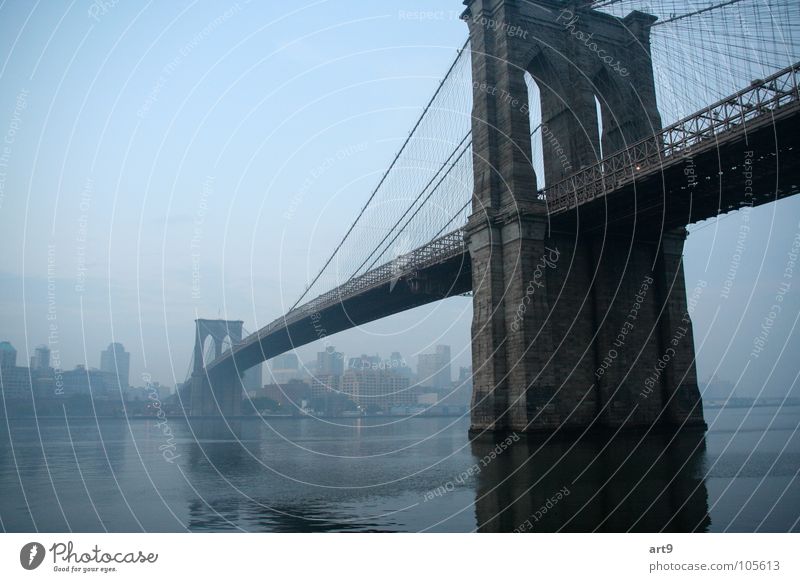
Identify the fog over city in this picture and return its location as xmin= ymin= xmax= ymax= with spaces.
xmin=0 ymin=0 xmax=797 ymax=398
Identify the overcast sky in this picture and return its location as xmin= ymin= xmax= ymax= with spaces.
xmin=0 ymin=1 xmax=797 ymax=398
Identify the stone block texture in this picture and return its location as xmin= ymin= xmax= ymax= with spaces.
xmin=464 ymin=0 xmax=705 ymax=433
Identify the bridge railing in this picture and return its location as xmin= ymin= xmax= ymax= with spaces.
xmin=543 ymin=61 xmax=800 ymax=213
xmin=210 ymin=230 xmax=466 ymax=367
xmin=284 ymin=229 xmax=465 ymax=323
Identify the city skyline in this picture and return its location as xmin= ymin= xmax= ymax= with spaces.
xmin=0 ymin=331 xmax=471 ymax=422
xmin=0 ymin=334 xmax=459 ymax=392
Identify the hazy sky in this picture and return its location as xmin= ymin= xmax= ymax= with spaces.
xmin=0 ymin=0 xmax=797 ymax=398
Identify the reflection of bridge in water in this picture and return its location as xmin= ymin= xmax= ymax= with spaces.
xmin=184 ymin=0 xmax=800 ymax=435
xmin=180 ymin=419 xmax=710 ymax=532
xmin=472 ymin=430 xmax=709 ymax=532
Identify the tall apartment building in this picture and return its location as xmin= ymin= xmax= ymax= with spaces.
xmin=341 ymin=368 xmax=415 ymax=412
xmin=0 ymin=341 xmax=17 ymax=369
xmin=311 ymin=373 xmax=341 ymax=400
xmin=30 ymin=345 xmax=51 ymax=370
xmin=0 ymin=341 xmax=33 ymax=400
xmin=100 ymin=342 xmax=130 ymax=390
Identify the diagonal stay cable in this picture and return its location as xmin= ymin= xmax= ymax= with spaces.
xmin=289 ymin=38 xmax=470 ymax=312
xmin=360 ymin=122 xmax=544 ymax=276
xmin=653 ymin=0 xmax=747 ymax=26
xmin=349 ymin=129 xmax=472 ymax=278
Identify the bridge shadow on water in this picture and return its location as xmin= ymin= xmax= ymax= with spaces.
xmin=472 ymin=429 xmax=711 ymax=533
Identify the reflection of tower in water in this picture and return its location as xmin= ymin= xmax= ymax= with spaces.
xmin=472 ymin=430 xmax=710 ymax=532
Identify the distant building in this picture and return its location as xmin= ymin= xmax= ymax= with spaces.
xmin=30 ymin=345 xmax=51 ymax=371
xmin=0 ymin=365 xmax=32 ymax=399
xmin=311 ymin=373 xmax=341 ymax=399
xmin=317 ymin=346 xmax=344 ymax=376
xmin=341 ymin=368 xmax=415 ymax=412
xmin=0 ymin=342 xmax=33 ymax=400
xmin=62 ymin=365 xmax=115 ymax=397
xmin=416 ymin=353 xmax=436 ymax=387
xmin=31 ymin=370 xmax=56 ymax=399
xmin=242 ymin=363 xmax=262 ymax=391
xmin=444 ymin=366 xmax=473 ymax=406
xmin=348 ymin=354 xmax=381 ymax=371
xmin=29 ymin=346 xmax=54 ymax=398
xmin=434 ymin=345 xmax=451 ymax=390
xmin=310 ymin=374 xmax=350 ymax=415
xmin=266 ymin=352 xmax=303 ymax=383
xmin=417 ymin=345 xmax=451 ymax=391
xmin=0 ymin=341 xmax=17 ymax=369
xmin=272 ymin=353 xmax=299 ymax=369
xmin=390 ymin=351 xmax=413 ymax=379
xmin=100 ymin=343 xmax=130 ymax=390
xmin=261 ymin=379 xmax=311 ymax=412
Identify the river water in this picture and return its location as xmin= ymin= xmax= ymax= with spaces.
xmin=1 ymin=406 xmax=798 ymax=532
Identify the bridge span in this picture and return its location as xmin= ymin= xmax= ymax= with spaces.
xmin=187 ymin=0 xmax=800 ymax=434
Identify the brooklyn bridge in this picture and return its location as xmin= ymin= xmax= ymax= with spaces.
xmin=183 ymin=0 xmax=799 ymax=434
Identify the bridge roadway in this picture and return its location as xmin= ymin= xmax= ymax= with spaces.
xmin=204 ymin=62 xmax=799 ymax=382
xmin=204 ymin=230 xmax=472 ymax=380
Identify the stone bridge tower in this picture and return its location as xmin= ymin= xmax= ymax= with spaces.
xmin=462 ymin=0 xmax=705 ymax=433
xmin=189 ymin=319 xmax=244 ymax=416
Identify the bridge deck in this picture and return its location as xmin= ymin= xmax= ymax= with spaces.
xmin=206 ymin=231 xmax=470 ymax=377
xmin=545 ymin=61 xmax=800 ymax=229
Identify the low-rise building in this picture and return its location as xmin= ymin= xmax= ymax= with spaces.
xmin=0 ymin=365 xmax=33 ymax=399
xmin=261 ymin=379 xmax=311 ymax=412
xmin=61 ymin=365 xmax=116 ymax=397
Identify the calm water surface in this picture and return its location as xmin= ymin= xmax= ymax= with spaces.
xmin=1 ymin=406 xmax=798 ymax=532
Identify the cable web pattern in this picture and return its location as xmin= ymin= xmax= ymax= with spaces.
xmin=293 ymin=41 xmax=474 ymax=308
xmin=263 ymin=1 xmax=798 ymax=344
